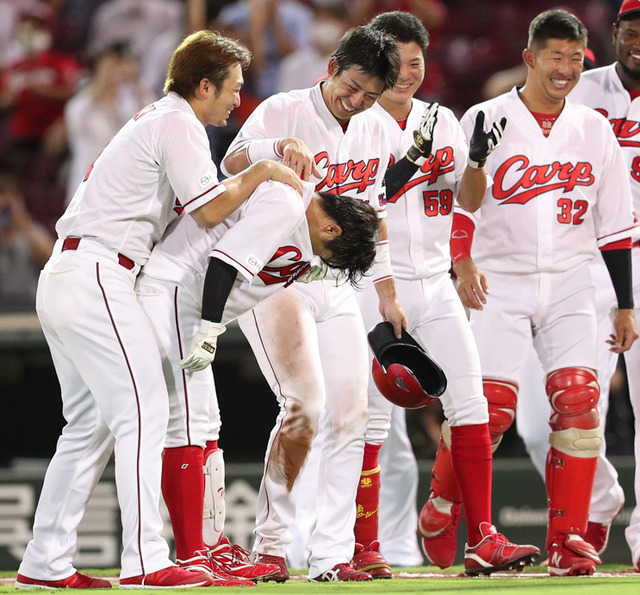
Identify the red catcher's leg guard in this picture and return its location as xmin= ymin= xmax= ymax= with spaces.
xmin=483 ymin=379 xmax=518 ymax=448
xmin=429 ymin=429 xmax=461 ymax=503
xmin=545 ymin=367 xmax=601 ymax=548
xmin=354 ymin=443 xmax=382 ymax=546
xmin=546 ymin=447 xmax=597 ymax=547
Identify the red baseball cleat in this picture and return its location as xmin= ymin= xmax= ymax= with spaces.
xmin=208 ymin=537 xmax=280 ymax=581
xmin=253 ymin=554 xmax=289 ymax=583
xmin=418 ymin=495 xmax=462 ymax=568
xmin=177 ymin=551 xmax=255 ymax=586
xmin=16 ymin=572 xmax=112 ymax=590
xmin=585 ymin=500 xmax=624 ymax=555
xmin=119 ymin=565 xmax=216 ymax=588
xmin=464 ymin=522 xmax=540 ymax=576
xmin=547 ymin=534 xmax=601 ymax=577
xmin=351 ymin=541 xmax=392 ymax=579
xmin=309 ymin=563 xmax=373 ymax=582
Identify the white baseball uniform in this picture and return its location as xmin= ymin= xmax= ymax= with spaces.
xmin=460 ymin=88 xmax=635 ymax=383
xmin=136 ymin=180 xmax=317 ymax=451
xmin=18 ymin=92 xmax=226 ymax=581
xmin=566 ymin=64 xmax=640 ymax=565
xmin=355 ymin=99 xmax=487 ymax=563
xmin=222 ymin=83 xmax=389 ymax=578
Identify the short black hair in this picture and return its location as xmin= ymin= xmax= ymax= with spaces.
xmin=367 ymin=11 xmax=430 ymax=58
xmin=527 ymin=9 xmax=588 ymax=50
xmin=317 ymin=191 xmax=379 ymax=286
xmin=330 ymin=26 xmax=400 ymax=91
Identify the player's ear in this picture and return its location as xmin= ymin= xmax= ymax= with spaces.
xmin=324 ymin=222 xmax=342 ymax=237
xmin=523 ymin=48 xmax=535 ymax=69
xmin=327 ymin=58 xmax=339 ymax=79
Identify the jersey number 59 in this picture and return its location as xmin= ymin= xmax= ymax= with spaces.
xmin=423 ymin=189 xmax=453 ymax=217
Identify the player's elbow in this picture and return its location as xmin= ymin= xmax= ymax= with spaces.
xmin=222 ymin=150 xmax=246 ymax=175
xmin=190 ymin=202 xmax=225 ymax=228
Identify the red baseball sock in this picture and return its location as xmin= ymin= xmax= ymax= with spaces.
xmin=204 ymin=440 xmax=219 ymax=459
xmin=354 ymin=442 xmax=382 ymax=547
xmin=162 ymin=446 xmax=206 ymax=559
xmin=450 ymin=423 xmax=492 ymax=546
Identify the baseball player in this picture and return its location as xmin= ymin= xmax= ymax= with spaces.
xmin=16 ymin=31 xmax=304 ymax=590
xmin=135 ymin=180 xmax=379 ymax=585
xmin=345 ymin=11 xmax=539 ymax=577
xmin=418 ymin=9 xmax=638 ymax=577
xmin=220 ymin=25 xmax=405 ymax=582
xmin=517 ymin=0 xmax=640 ymax=570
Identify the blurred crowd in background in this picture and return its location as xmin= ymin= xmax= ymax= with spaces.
xmin=0 ymin=0 xmax=632 ymax=461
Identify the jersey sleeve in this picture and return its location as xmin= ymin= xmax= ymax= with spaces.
xmin=592 ymin=118 xmax=638 ymax=247
xmin=211 ymin=181 xmax=308 ymax=282
xmin=157 ymin=111 xmax=227 ymax=213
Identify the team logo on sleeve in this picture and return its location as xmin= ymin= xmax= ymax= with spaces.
xmin=492 ymin=155 xmax=594 ymax=205
xmin=257 ymin=246 xmax=310 ymax=287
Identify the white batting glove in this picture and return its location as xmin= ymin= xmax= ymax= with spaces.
xmin=468 ymin=111 xmax=507 ymax=169
xmin=406 ymin=102 xmax=439 ymax=166
xmin=295 ymin=262 xmax=329 ymax=283
xmin=179 ymin=320 xmax=227 ymax=372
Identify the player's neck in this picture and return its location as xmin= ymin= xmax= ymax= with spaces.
xmin=517 ymin=86 xmax=564 ymax=115
xmin=378 ymin=96 xmax=412 ymax=121
xmin=615 ymin=61 xmax=640 ymax=94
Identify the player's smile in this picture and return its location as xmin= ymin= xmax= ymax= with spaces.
xmin=323 ymin=60 xmax=384 ymax=123
xmin=390 ymin=42 xmax=425 ymax=101
xmin=615 ymin=19 xmax=640 ymax=82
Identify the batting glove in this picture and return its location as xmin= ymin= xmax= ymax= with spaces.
xmin=295 ymin=262 xmax=328 ymax=283
xmin=179 ymin=321 xmax=227 ymax=372
xmin=468 ymin=111 xmax=507 ymax=169
xmin=406 ymin=102 xmax=439 ymax=166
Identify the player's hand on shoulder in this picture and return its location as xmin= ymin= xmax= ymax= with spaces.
xmin=179 ymin=321 xmax=227 ymax=372
xmin=453 ymin=257 xmax=489 ymax=310
xmin=268 ymin=161 xmax=305 ymax=195
xmin=606 ymin=308 xmax=639 ymax=353
xmin=407 ymin=102 xmax=439 ymax=165
xmin=278 ymin=137 xmax=321 ymax=181
xmin=468 ymin=111 xmax=507 ymax=169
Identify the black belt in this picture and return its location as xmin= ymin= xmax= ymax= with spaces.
xmin=62 ymin=237 xmax=135 ymax=270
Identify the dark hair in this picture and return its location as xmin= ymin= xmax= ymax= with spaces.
xmin=527 ymin=9 xmax=588 ymax=50
xmin=164 ymin=30 xmax=251 ymax=98
xmin=317 ymin=191 xmax=379 ymax=286
xmin=330 ymin=26 xmax=400 ymax=91
xmin=367 ymin=11 xmax=430 ymax=58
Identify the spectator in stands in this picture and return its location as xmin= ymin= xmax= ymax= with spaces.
xmin=64 ymin=42 xmax=153 ymax=204
xmin=0 ymin=1 xmax=82 ymax=175
xmin=277 ymin=0 xmax=348 ymax=92
xmin=214 ymin=0 xmax=314 ymax=98
xmin=0 ymin=173 xmax=54 ymax=304
xmin=86 ymin=0 xmax=185 ymax=95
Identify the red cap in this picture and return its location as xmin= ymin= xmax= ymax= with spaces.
xmin=618 ymin=0 xmax=640 ymax=23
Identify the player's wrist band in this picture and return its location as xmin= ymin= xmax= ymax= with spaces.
xmin=467 ymin=156 xmax=486 ymax=169
xmin=370 ymin=240 xmax=394 ymax=283
xmin=450 ymin=212 xmax=475 ymax=264
xmin=406 ymin=145 xmax=427 ymax=167
xmin=246 ymin=139 xmax=284 ymax=164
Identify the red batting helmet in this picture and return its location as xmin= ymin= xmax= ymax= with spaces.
xmin=368 ymin=322 xmax=447 ymax=409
